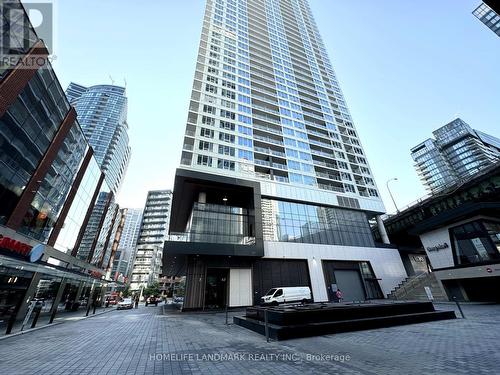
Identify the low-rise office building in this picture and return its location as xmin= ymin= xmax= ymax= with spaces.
xmin=374 ymin=163 xmax=500 ymax=301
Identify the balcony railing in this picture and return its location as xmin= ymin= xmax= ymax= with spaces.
xmin=167 ymin=232 xmax=256 ymax=245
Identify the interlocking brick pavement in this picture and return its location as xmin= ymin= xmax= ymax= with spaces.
xmin=0 ymin=303 xmax=499 ymax=374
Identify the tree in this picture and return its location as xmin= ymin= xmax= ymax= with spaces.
xmin=122 ymin=285 xmax=131 ymax=298
xmin=143 ymin=282 xmax=160 ymax=297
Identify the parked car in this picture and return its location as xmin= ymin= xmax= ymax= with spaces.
xmin=105 ymin=293 xmax=119 ymax=306
xmin=145 ymin=296 xmax=158 ymax=306
xmin=261 ymin=287 xmax=312 ymax=305
xmin=117 ymin=298 xmax=133 ymax=310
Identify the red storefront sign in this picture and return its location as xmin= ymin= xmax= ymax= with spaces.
xmin=0 ymin=234 xmax=32 ymax=257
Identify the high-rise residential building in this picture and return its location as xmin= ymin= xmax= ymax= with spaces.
xmin=130 ymin=190 xmax=172 ymax=292
xmin=473 ymin=2 xmax=500 ymax=37
xmin=111 ymin=208 xmax=143 ymax=281
xmin=0 ymin=0 xmax=123 ymax=332
xmin=164 ymin=0 xmax=406 ymax=309
xmin=65 ymin=83 xmax=131 ymax=194
xmin=411 ymin=118 xmax=500 ymax=193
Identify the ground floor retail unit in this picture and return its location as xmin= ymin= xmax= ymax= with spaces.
xmin=0 ymin=227 xmax=110 ymax=334
xmin=175 ymin=244 xmax=406 ymax=310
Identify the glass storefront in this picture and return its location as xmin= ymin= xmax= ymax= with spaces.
xmin=451 ymin=219 xmax=500 ymax=266
xmin=0 ymin=266 xmax=34 ymax=332
xmin=262 ymin=199 xmax=375 ymax=247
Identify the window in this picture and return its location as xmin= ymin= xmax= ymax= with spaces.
xmin=201 ymin=116 xmax=215 ymax=126
xmin=200 ymin=128 xmax=214 ymax=138
xmin=217 ymin=159 xmax=235 ymax=171
xmin=288 ymin=160 xmax=300 ymax=170
xmin=222 ymin=72 xmax=236 ymax=81
xmin=299 ymin=152 xmax=311 ymax=161
xmin=197 ymin=155 xmax=213 ymax=166
xmin=220 ymin=109 xmax=235 ymax=119
xmin=221 ymin=89 xmax=235 ymax=100
xmin=222 ymin=80 xmax=236 ymax=89
xmin=203 ymin=105 xmax=216 ymax=114
xmin=220 ymin=120 xmax=235 ymax=130
xmin=238 ymin=104 xmax=251 ymax=114
xmin=238 ymin=125 xmax=252 ymax=135
xmin=451 ymin=220 xmax=500 ymax=266
xmin=238 ymin=136 xmax=252 ymax=147
xmin=238 ymin=114 xmax=252 ymax=124
xmin=238 ymin=149 xmax=253 ymax=160
xmin=238 ymin=94 xmax=251 ymax=104
xmin=219 ymin=132 xmax=235 ymax=143
xmin=218 ymin=145 xmax=235 ymax=156
xmin=207 ymin=75 xmax=218 ymax=84
xmin=205 ymin=84 xmax=217 ymax=94
xmin=220 ymin=100 xmax=235 ymax=109
xmin=208 ymin=59 xmax=219 ymax=67
xmin=198 ymin=140 xmax=213 ymax=151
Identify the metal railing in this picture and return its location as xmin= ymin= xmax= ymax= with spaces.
xmin=167 ymin=232 xmax=256 ymax=245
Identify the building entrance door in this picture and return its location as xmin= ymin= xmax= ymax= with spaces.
xmin=204 ymin=268 xmax=228 ymax=309
xmin=335 ymin=270 xmax=366 ymax=302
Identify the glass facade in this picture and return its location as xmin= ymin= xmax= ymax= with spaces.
xmin=473 ymin=2 xmax=500 ymax=37
xmin=54 ymin=158 xmax=101 ymax=254
xmin=183 ymin=202 xmax=255 ymax=244
xmin=65 ymin=83 xmax=131 ymax=194
xmin=0 ymin=66 xmax=69 ymax=224
xmin=451 ymin=219 xmax=500 ymax=266
xmin=75 ymin=185 xmax=111 ymax=262
xmin=19 ymin=123 xmax=88 ymax=242
xmin=180 ymin=0 xmax=380 ymax=199
xmin=111 ymin=208 xmax=143 ymax=279
xmin=261 ymin=199 xmax=374 ymax=247
xmin=411 ymin=118 xmax=500 ymax=193
xmin=91 ymin=200 xmax=118 ymax=266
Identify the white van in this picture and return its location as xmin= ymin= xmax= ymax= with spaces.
xmin=261 ymin=286 xmax=312 ymax=305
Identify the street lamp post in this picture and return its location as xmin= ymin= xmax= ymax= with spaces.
xmin=386 ymin=178 xmax=399 ymax=213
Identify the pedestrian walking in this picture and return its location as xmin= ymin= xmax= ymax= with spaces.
xmin=134 ymin=294 xmax=139 ymax=309
xmin=335 ymin=288 xmax=343 ymax=303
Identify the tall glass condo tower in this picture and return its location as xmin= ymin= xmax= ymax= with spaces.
xmin=165 ymin=0 xmax=406 ymax=309
xmin=66 ymin=83 xmax=131 ymax=194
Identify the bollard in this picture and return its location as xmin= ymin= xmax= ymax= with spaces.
xmin=264 ymin=308 xmax=269 ymax=343
xmin=30 ymin=306 xmax=42 ymax=329
xmin=49 ymin=305 xmax=58 ymax=324
xmin=5 ymin=313 xmax=17 ymax=335
xmin=453 ymin=296 xmax=465 ymax=319
xmin=86 ymin=298 xmax=92 ymax=317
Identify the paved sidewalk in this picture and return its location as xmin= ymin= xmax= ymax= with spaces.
xmin=0 ymin=305 xmax=117 ymax=340
xmin=0 ymin=303 xmax=499 ymax=374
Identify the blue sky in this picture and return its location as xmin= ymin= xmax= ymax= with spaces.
xmin=50 ymin=0 xmax=500 ymax=212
